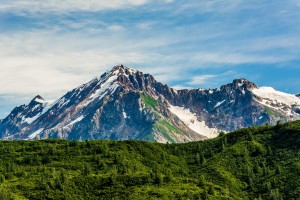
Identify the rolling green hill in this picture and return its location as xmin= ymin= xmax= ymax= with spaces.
xmin=0 ymin=120 xmax=299 ymax=199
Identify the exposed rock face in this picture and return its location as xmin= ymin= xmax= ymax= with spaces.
xmin=0 ymin=95 xmax=46 ymax=139
xmin=1 ymin=65 xmax=299 ymax=143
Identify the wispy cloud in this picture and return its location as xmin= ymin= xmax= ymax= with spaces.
xmin=192 ymin=52 xmax=297 ymax=65
xmin=0 ymin=0 xmax=151 ymax=13
xmin=0 ymin=0 xmax=300 ymax=118
xmin=184 ymin=71 xmax=238 ymax=88
xmin=187 ymin=75 xmax=219 ymax=85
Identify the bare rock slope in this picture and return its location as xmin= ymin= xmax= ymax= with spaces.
xmin=1 ymin=65 xmax=299 ymax=143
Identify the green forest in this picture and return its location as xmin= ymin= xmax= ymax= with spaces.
xmin=0 ymin=120 xmax=299 ymax=200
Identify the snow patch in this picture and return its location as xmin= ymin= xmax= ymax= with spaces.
xmin=126 ymin=67 xmax=137 ymax=75
xmin=252 ymin=87 xmax=300 ymax=106
xmin=237 ymin=79 xmax=245 ymax=87
xmin=34 ymin=97 xmax=45 ymax=104
xmin=65 ymin=115 xmax=84 ymax=127
xmin=22 ymin=100 xmax=55 ymax=124
xmin=168 ymin=104 xmax=219 ymax=138
xmin=252 ymin=87 xmax=300 ymax=117
xmin=23 ymin=115 xmax=39 ymax=124
xmin=28 ymin=128 xmax=43 ymax=139
xmin=57 ymin=97 xmax=70 ymax=109
xmin=172 ymin=88 xmax=178 ymax=94
xmin=83 ymin=74 xmax=119 ymax=106
xmin=241 ymin=88 xmax=245 ymax=95
xmin=41 ymin=100 xmax=56 ymax=114
xmin=123 ymin=111 xmax=127 ymax=119
xmin=214 ymin=100 xmax=226 ymax=108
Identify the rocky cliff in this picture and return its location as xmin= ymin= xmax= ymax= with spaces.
xmin=1 ymin=65 xmax=299 ymax=143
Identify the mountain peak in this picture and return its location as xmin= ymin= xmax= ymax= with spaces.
xmin=232 ymin=78 xmax=257 ymax=89
xmin=29 ymin=95 xmax=45 ymax=106
xmin=110 ymin=65 xmax=137 ymax=75
xmin=33 ymin=95 xmax=44 ymax=103
xmin=93 ymin=65 xmax=138 ymax=84
xmin=1 ymin=65 xmax=299 ymax=142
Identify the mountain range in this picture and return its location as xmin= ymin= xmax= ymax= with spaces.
xmin=1 ymin=65 xmax=299 ymax=143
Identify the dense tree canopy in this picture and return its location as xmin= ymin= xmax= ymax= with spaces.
xmin=0 ymin=120 xmax=299 ymax=199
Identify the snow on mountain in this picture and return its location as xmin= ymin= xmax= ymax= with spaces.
xmin=252 ymin=87 xmax=300 ymax=117
xmin=252 ymin=87 xmax=300 ymax=106
xmin=23 ymin=114 xmax=39 ymax=124
xmin=64 ymin=115 xmax=84 ymax=128
xmin=28 ymin=128 xmax=44 ymax=139
xmin=214 ymin=100 xmax=226 ymax=109
xmin=22 ymin=100 xmax=55 ymax=125
xmin=168 ymin=104 xmax=219 ymax=138
xmin=1 ymin=65 xmax=299 ymax=143
xmin=19 ymin=65 xmax=145 ymax=140
xmin=83 ymin=74 xmax=119 ymax=107
xmin=33 ymin=96 xmax=45 ymax=104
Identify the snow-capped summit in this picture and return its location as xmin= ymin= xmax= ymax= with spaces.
xmin=0 ymin=65 xmax=299 ymax=142
xmin=33 ymin=95 xmax=44 ymax=102
xmin=252 ymin=87 xmax=300 ymax=106
xmin=251 ymin=86 xmax=300 ymax=118
xmin=29 ymin=95 xmax=45 ymax=106
xmin=111 ymin=64 xmax=137 ymax=75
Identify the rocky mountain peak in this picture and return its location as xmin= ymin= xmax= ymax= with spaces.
xmin=111 ymin=65 xmax=137 ymax=75
xmin=28 ymin=95 xmax=45 ymax=107
xmin=33 ymin=95 xmax=44 ymax=103
xmin=93 ymin=65 xmax=158 ymax=93
xmin=1 ymin=65 xmax=299 ymax=143
xmin=232 ymin=78 xmax=258 ymax=90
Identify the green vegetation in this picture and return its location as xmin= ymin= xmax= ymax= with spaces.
xmin=140 ymin=93 xmax=157 ymax=109
xmin=0 ymin=121 xmax=299 ymax=199
xmin=153 ymin=122 xmax=176 ymax=143
xmin=153 ymin=120 xmax=182 ymax=143
xmin=265 ymin=106 xmax=286 ymax=121
xmin=159 ymin=120 xmax=182 ymax=135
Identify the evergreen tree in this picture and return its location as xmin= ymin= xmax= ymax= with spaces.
xmin=196 ymin=153 xmax=201 ymax=165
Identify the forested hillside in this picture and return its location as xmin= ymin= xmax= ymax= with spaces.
xmin=0 ymin=121 xmax=299 ymax=199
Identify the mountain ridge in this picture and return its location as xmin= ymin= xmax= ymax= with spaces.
xmin=1 ymin=65 xmax=299 ymax=142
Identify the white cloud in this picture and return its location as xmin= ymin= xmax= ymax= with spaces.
xmin=0 ymin=0 xmax=151 ymax=13
xmin=184 ymin=71 xmax=238 ymax=89
xmin=172 ymin=85 xmax=194 ymax=90
xmin=108 ymin=25 xmax=125 ymax=32
xmin=0 ymin=30 xmax=153 ymax=99
xmin=193 ymin=52 xmax=297 ymax=65
xmin=0 ymin=27 xmax=297 ymax=100
xmin=176 ymin=0 xmax=243 ymax=14
xmin=235 ymin=36 xmax=300 ymax=52
xmin=1 ymin=0 xmax=299 ymax=119
xmin=135 ymin=22 xmax=155 ymax=30
xmin=187 ymin=75 xmax=218 ymax=85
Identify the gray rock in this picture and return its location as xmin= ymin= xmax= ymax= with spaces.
xmin=0 ymin=65 xmax=299 ymax=143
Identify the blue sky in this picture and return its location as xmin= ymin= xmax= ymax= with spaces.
xmin=0 ymin=0 xmax=300 ymax=118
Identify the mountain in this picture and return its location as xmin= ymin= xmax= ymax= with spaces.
xmin=0 ymin=121 xmax=299 ymax=199
xmin=1 ymin=65 xmax=300 ymax=143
